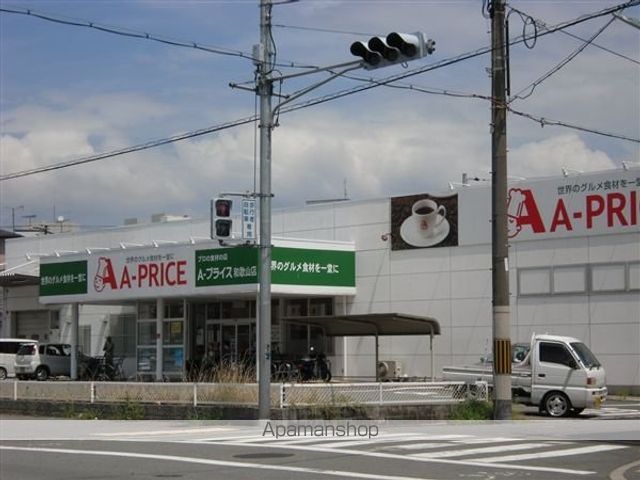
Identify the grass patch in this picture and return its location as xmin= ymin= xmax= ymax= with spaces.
xmin=448 ymin=399 xmax=494 ymax=420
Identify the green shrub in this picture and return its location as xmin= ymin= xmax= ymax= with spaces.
xmin=448 ymin=399 xmax=494 ymax=420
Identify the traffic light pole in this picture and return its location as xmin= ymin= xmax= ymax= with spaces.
xmin=257 ymin=0 xmax=273 ymax=420
xmin=490 ymin=0 xmax=512 ymax=420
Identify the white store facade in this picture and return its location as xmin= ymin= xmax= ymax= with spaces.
xmin=2 ymin=166 xmax=639 ymax=392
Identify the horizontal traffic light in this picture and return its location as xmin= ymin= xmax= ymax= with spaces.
xmin=350 ymin=31 xmax=435 ymax=70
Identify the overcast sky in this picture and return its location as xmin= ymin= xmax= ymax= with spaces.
xmin=1 ymin=0 xmax=639 ymax=229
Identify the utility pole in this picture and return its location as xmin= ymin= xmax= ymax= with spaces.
xmin=490 ymin=0 xmax=512 ymax=420
xmin=257 ymin=0 xmax=274 ymax=420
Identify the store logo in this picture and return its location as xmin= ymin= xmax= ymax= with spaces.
xmin=93 ymin=256 xmax=188 ymax=292
xmin=507 ymin=188 xmax=545 ymax=238
xmin=508 ymin=187 xmax=638 ymax=238
xmin=94 ymin=257 xmax=116 ymax=292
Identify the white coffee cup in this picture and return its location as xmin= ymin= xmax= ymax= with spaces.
xmin=412 ymin=199 xmax=446 ymax=237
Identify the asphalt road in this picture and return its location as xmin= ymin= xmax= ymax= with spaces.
xmin=1 ymin=417 xmax=639 ymax=480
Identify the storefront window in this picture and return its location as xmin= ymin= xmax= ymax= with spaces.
xmin=162 ymin=347 xmax=184 ymax=372
xmin=163 ymin=320 xmax=184 ymax=345
xmin=285 ymin=299 xmax=307 ymax=317
xmin=310 ymin=298 xmax=333 ymax=316
xmin=164 ymin=302 xmax=184 ymax=319
xmin=137 ymin=347 xmax=156 ymax=372
xmin=221 ymin=300 xmax=253 ymax=319
xmin=137 ymin=322 xmax=156 ymax=346
xmin=138 ymin=302 xmax=157 ymax=319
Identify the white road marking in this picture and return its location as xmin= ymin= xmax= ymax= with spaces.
xmin=0 ymin=445 xmax=436 ymax=480
xmin=452 ymin=437 xmax=526 ymax=445
xmin=316 ymin=435 xmax=449 ymax=449
xmin=472 ymin=444 xmax=628 ymax=463
xmin=388 ymin=443 xmax=446 ymax=451
xmin=412 ymin=442 xmax=551 ymax=459
xmin=188 ymin=439 xmax=596 ymax=475
xmin=95 ymin=427 xmax=234 ymax=437
xmin=584 ymin=408 xmax=640 ymax=417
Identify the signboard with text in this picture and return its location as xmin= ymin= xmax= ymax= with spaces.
xmin=195 ymin=246 xmax=355 ymax=288
xmin=40 ymin=242 xmax=356 ymax=303
xmin=452 ymin=168 xmax=640 ymax=246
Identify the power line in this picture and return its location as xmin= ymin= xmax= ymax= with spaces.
xmin=509 ymin=5 xmax=640 ymax=66
xmin=272 ymin=23 xmax=378 ymax=37
xmin=510 ymin=17 xmax=616 ymax=102
xmin=507 ymin=108 xmax=640 ymax=143
xmin=2 ymin=0 xmax=637 ymax=181
xmin=0 ymin=115 xmax=258 ymax=181
xmin=0 ymin=5 xmax=316 ymax=69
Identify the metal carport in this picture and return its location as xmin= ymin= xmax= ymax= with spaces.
xmin=282 ymin=313 xmax=441 ymax=380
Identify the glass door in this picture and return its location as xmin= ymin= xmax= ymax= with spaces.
xmin=205 ymin=319 xmax=256 ymax=365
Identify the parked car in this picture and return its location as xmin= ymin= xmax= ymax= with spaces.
xmin=0 ymin=338 xmax=38 ymax=379
xmin=14 ymin=343 xmax=74 ymax=380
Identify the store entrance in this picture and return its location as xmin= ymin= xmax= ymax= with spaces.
xmin=204 ymin=319 xmax=256 ymax=365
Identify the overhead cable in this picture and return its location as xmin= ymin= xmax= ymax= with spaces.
xmin=0 ymin=6 xmax=316 ymax=69
xmin=509 ymin=17 xmax=616 ymax=102
xmin=0 ymin=115 xmax=258 ymax=181
xmin=509 ymin=5 xmax=640 ymax=66
xmin=1 ymin=0 xmax=637 ymax=181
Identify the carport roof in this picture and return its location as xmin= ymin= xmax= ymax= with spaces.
xmin=282 ymin=313 xmax=440 ymax=337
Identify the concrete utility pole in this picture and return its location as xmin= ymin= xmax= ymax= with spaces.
xmin=490 ymin=0 xmax=512 ymax=420
xmin=257 ymin=0 xmax=274 ymax=420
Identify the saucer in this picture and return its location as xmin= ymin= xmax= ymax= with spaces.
xmin=399 ymin=214 xmax=450 ymax=248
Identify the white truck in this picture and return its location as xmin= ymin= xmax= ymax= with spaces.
xmin=442 ymin=334 xmax=607 ymax=417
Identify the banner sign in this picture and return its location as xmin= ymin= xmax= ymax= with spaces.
xmin=391 ymin=193 xmax=459 ymax=250
xmin=398 ymin=169 xmax=640 ymax=247
xmin=271 ymin=247 xmax=355 ymax=287
xmin=506 ymin=173 xmax=639 ymax=241
xmin=40 ymin=243 xmax=355 ymax=302
xmin=40 ymin=261 xmax=88 ymax=296
xmin=196 ymin=248 xmax=258 ymax=286
xmin=195 ymin=247 xmax=355 ymax=288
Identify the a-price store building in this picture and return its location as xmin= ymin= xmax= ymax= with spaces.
xmin=2 ymin=167 xmax=639 ymax=392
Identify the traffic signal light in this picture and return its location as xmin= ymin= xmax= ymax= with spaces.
xmin=350 ymin=32 xmax=435 ymax=70
xmin=212 ymin=198 xmax=233 ymax=239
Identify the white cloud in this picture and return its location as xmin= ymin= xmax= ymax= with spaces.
xmin=509 ymin=134 xmax=615 ymax=179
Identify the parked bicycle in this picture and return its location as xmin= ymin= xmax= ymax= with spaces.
xmin=80 ymin=356 xmax=124 ymax=381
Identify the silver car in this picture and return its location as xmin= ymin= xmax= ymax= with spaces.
xmin=15 ymin=343 xmax=72 ymax=380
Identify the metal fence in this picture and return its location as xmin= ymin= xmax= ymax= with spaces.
xmin=280 ymin=381 xmax=488 ymax=407
xmin=0 ymin=380 xmax=487 ymax=408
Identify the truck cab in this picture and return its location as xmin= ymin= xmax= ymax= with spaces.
xmin=528 ymin=335 xmax=607 ymax=416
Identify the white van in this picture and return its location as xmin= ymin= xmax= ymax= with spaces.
xmin=0 ymin=338 xmax=38 ymax=379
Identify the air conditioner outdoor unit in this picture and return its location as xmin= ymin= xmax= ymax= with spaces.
xmin=377 ymin=360 xmax=401 ymax=381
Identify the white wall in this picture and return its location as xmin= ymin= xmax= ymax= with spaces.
xmin=4 ymin=169 xmax=639 ymax=389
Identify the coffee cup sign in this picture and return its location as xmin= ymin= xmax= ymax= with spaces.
xmin=412 ymin=199 xmax=446 ymax=237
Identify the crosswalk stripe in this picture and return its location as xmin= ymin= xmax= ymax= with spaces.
xmin=411 ymin=442 xmax=549 ymax=458
xmin=317 ymin=435 xmax=449 ymax=449
xmin=471 ymin=444 xmax=627 ymax=463
xmin=391 ymin=443 xmax=451 ymax=451
xmin=452 ymin=437 xmax=525 ymax=444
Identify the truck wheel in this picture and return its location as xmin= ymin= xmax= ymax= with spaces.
xmin=543 ymin=391 xmax=571 ymax=417
xmin=35 ymin=366 xmax=50 ymax=381
xmin=0 ymin=367 xmax=7 ymax=380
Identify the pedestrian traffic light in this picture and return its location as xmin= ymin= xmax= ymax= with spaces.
xmin=350 ymin=32 xmax=435 ymax=70
xmin=211 ymin=198 xmax=233 ymax=239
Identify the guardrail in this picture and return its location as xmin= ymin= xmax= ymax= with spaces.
xmin=0 ymin=380 xmax=487 ymax=408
